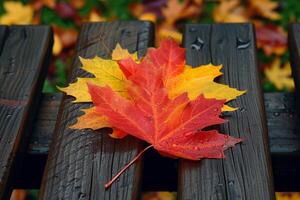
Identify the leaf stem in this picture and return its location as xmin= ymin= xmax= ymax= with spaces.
xmin=105 ymin=144 xmax=153 ymax=189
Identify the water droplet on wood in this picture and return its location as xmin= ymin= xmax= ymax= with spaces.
xmin=236 ymin=38 xmax=250 ymax=50
xmin=228 ymin=180 xmax=234 ymax=185
xmin=189 ymin=27 xmax=197 ymax=32
xmin=191 ymin=37 xmax=204 ymax=51
xmin=273 ymin=112 xmax=280 ymax=117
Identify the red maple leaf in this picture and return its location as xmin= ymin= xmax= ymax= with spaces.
xmin=87 ymin=40 xmax=241 ymax=188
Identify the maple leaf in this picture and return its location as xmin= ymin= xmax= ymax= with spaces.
xmin=264 ymin=58 xmax=294 ymax=91
xmin=166 ymin=64 xmax=246 ymax=111
xmin=249 ymin=0 xmax=281 ymax=20
xmin=213 ymin=0 xmax=249 ymax=23
xmin=0 ymin=2 xmax=33 ymax=25
xmin=162 ymin=0 xmax=201 ymax=27
xmin=255 ymin=23 xmax=287 ymax=56
xmin=60 ymin=39 xmax=243 ymax=188
xmin=61 ymin=40 xmax=244 ymax=135
xmin=87 ymin=42 xmax=242 ymax=187
xmin=53 ymin=33 xmax=62 ymax=56
xmin=89 ymin=84 xmax=241 ymax=160
xmin=59 ymin=44 xmax=136 ymax=102
xmin=119 ymin=40 xmax=245 ymax=111
xmin=59 ymin=44 xmax=136 ymax=130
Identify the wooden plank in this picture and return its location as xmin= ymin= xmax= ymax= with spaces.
xmin=178 ymin=24 xmax=275 ymax=199
xmin=289 ymin=24 xmax=300 ymax=111
xmin=26 ymin=92 xmax=300 ymax=156
xmin=0 ymin=26 xmax=8 ymax=52
xmin=0 ymin=25 xmax=53 ymax=199
xmin=40 ymin=21 xmax=154 ymax=200
xmin=22 ymin=92 xmax=300 ymax=191
xmin=265 ymin=92 xmax=300 ymax=155
xmin=28 ymin=93 xmax=63 ymax=154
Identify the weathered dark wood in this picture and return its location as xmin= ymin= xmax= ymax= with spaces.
xmin=0 ymin=25 xmax=53 ymax=199
xmin=289 ymin=23 xmax=300 ymax=111
xmin=28 ymin=93 xmax=62 ymax=154
xmin=27 ymin=92 xmax=300 ymax=156
xmin=18 ymin=91 xmax=300 ymax=190
xmin=178 ymin=24 xmax=275 ymax=200
xmin=40 ymin=21 xmax=154 ymax=200
xmin=265 ymin=92 xmax=300 ymax=155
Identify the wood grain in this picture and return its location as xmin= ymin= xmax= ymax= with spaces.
xmin=288 ymin=23 xmax=300 ymax=111
xmin=27 ymin=92 xmax=300 ymax=156
xmin=28 ymin=93 xmax=63 ymax=154
xmin=39 ymin=21 xmax=154 ymax=200
xmin=265 ymin=92 xmax=300 ymax=155
xmin=0 ymin=25 xmax=53 ymax=199
xmin=178 ymin=24 xmax=275 ymax=200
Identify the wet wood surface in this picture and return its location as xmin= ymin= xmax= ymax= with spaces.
xmin=178 ymin=23 xmax=275 ymax=200
xmin=39 ymin=21 xmax=154 ymax=200
xmin=0 ymin=25 xmax=53 ymax=199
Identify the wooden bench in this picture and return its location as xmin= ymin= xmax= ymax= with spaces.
xmin=1 ymin=21 xmax=300 ymax=199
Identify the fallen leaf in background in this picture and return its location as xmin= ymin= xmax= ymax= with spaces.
xmin=213 ymin=0 xmax=249 ymax=23
xmin=142 ymin=192 xmax=176 ymax=200
xmin=54 ymin=2 xmax=77 ymax=19
xmin=31 ymin=0 xmax=56 ymax=10
xmin=162 ymin=0 xmax=202 ymax=26
xmin=10 ymin=190 xmax=26 ymax=200
xmin=249 ymin=0 xmax=281 ymax=20
xmin=157 ymin=26 xmax=182 ymax=44
xmin=255 ymin=23 xmax=287 ymax=56
xmin=53 ymin=33 xmax=62 ymax=56
xmin=69 ymin=0 xmax=85 ymax=9
xmin=89 ymin=9 xmax=106 ymax=22
xmin=139 ymin=12 xmax=157 ymax=22
xmin=133 ymin=0 xmax=203 ymax=44
xmin=0 ymin=1 xmax=33 ymax=25
xmin=276 ymin=192 xmax=300 ymax=200
xmin=134 ymin=0 xmax=167 ymax=19
xmin=264 ymin=58 xmax=294 ymax=91
xmin=55 ymin=27 xmax=78 ymax=49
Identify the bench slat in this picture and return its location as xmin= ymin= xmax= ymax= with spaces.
xmin=28 ymin=93 xmax=63 ymax=155
xmin=288 ymin=24 xmax=300 ymax=111
xmin=26 ymin=92 xmax=300 ymax=156
xmin=0 ymin=25 xmax=52 ymax=198
xmin=40 ymin=21 xmax=154 ymax=200
xmin=178 ymin=24 xmax=275 ymax=200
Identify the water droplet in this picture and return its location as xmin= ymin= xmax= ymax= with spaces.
xmin=273 ymin=112 xmax=280 ymax=117
xmin=228 ymin=180 xmax=234 ymax=185
xmin=240 ymin=108 xmax=246 ymax=112
xmin=190 ymin=37 xmax=204 ymax=51
xmin=6 ymin=114 xmax=12 ymax=118
xmin=189 ymin=27 xmax=197 ymax=32
xmin=236 ymin=38 xmax=250 ymax=50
